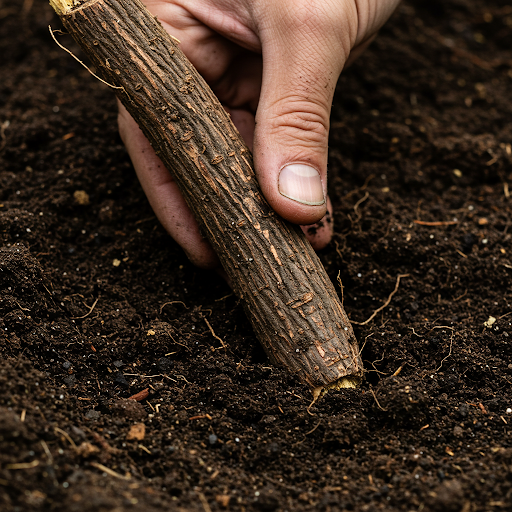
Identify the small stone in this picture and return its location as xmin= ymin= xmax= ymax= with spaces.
xmin=62 ymin=361 xmax=72 ymax=370
xmin=208 ymin=434 xmax=218 ymax=445
xmin=85 ymin=409 xmax=101 ymax=421
xmin=453 ymin=426 xmax=464 ymax=438
xmin=126 ymin=423 xmax=146 ymax=441
xmin=63 ymin=374 xmax=76 ymax=388
xmin=111 ymin=398 xmax=146 ymax=421
xmin=484 ymin=316 xmax=496 ymax=328
xmin=216 ymin=495 xmax=231 ymax=508
xmin=113 ymin=360 xmax=124 ymax=368
xmin=156 ymin=357 xmax=173 ymax=372
xmin=71 ymin=426 xmax=86 ymax=439
xmin=114 ymin=372 xmax=129 ymax=387
xmin=458 ymin=404 xmax=468 ymax=418
xmin=73 ymin=190 xmax=90 ymax=205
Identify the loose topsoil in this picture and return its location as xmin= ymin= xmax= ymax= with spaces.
xmin=2 ymin=1 xmax=512 ymax=510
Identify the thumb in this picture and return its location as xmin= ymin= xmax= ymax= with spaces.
xmin=252 ymin=6 xmax=352 ymax=225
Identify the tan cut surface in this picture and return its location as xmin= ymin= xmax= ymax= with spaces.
xmin=49 ymin=0 xmax=78 ymax=15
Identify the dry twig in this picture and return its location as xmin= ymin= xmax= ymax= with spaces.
xmin=353 ymin=191 xmax=370 ymax=221
xmin=54 ymin=427 xmax=77 ymax=450
xmin=49 ymin=25 xmax=124 ymax=90
xmin=5 ymin=460 xmax=39 ymax=470
xmin=413 ymin=220 xmax=457 ymax=226
xmin=90 ymin=462 xmax=131 ymax=480
xmin=71 ymin=297 xmax=99 ymax=319
xmin=204 ymin=317 xmax=226 ymax=349
xmin=352 ymin=274 xmax=409 ymax=326
xmin=370 ymin=387 xmax=387 ymax=411
xmin=160 ymin=300 xmax=188 ymax=313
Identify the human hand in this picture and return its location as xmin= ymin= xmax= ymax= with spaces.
xmin=118 ymin=0 xmax=400 ymax=268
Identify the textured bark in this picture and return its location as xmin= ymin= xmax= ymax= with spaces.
xmin=50 ymin=0 xmax=363 ymax=389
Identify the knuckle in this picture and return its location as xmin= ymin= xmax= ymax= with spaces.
xmin=267 ymin=99 xmax=329 ymax=147
xmin=270 ymin=0 xmax=355 ymax=56
xmin=276 ymin=0 xmax=350 ymax=40
xmin=281 ymin=0 xmax=332 ymax=30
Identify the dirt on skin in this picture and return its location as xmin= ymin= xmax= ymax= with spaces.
xmin=1 ymin=0 xmax=512 ymax=510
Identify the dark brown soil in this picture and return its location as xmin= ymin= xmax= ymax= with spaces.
xmin=1 ymin=1 xmax=512 ymax=510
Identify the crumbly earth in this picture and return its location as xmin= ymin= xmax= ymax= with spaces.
xmin=1 ymin=0 xmax=512 ymax=510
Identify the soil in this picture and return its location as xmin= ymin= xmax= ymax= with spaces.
xmin=1 ymin=0 xmax=512 ymax=510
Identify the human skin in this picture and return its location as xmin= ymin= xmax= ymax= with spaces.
xmin=117 ymin=0 xmax=401 ymax=269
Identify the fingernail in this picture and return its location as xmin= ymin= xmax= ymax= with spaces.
xmin=279 ymin=164 xmax=325 ymax=206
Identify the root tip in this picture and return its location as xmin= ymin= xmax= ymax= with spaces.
xmin=314 ymin=376 xmax=361 ymax=398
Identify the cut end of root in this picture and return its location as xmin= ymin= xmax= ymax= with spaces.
xmin=49 ymin=0 xmax=80 ymax=15
xmin=308 ymin=376 xmax=361 ymax=412
xmin=313 ymin=376 xmax=360 ymax=399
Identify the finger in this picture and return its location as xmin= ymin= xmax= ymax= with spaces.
xmin=149 ymin=2 xmax=247 ymax=84
xmin=252 ymin=2 xmax=355 ymax=226
xmin=117 ymin=102 xmax=219 ymax=269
